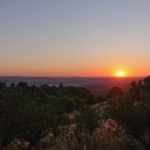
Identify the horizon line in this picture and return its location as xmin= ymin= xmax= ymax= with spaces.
xmin=0 ymin=75 xmax=146 ymax=78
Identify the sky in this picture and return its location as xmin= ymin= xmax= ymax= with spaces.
xmin=0 ymin=0 xmax=150 ymax=77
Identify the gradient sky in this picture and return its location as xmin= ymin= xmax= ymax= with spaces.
xmin=1 ymin=0 xmax=150 ymax=77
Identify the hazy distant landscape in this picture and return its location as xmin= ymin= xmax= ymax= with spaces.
xmin=0 ymin=76 xmax=143 ymax=95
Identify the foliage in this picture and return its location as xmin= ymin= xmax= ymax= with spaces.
xmin=1 ymin=76 xmax=150 ymax=150
xmin=0 ymin=81 xmax=96 ymax=149
xmin=107 ymin=86 xmax=123 ymax=98
xmin=107 ymin=76 xmax=150 ymax=149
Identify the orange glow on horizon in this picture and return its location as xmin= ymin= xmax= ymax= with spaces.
xmin=109 ymin=65 xmax=132 ymax=77
xmin=0 ymin=62 xmax=146 ymax=77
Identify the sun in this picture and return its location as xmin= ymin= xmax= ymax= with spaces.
xmin=117 ymin=71 xmax=125 ymax=77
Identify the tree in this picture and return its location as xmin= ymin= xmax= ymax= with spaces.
xmin=143 ymin=76 xmax=150 ymax=93
xmin=128 ymin=80 xmax=142 ymax=99
xmin=85 ymin=94 xmax=95 ymax=105
xmin=95 ymin=95 xmax=105 ymax=103
xmin=0 ymin=83 xmax=69 ymax=150
xmin=108 ymin=76 xmax=150 ymax=149
xmin=107 ymin=86 xmax=123 ymax=98
xmin=74 ymin=105 xmax=99 ymax=150
xmin=0 ymin=86 xmax=34 ymax=150
xmin=76 ymin=105 xmax=98 ymax=133
xmin=17 ymin=82 xmax=29 ymax=91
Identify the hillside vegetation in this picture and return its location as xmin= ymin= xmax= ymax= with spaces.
xmin=0 ymin=76 xmax=150 ymax=150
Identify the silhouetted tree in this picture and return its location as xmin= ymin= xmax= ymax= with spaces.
xmin=107 ymin=86 xmax=123 ymax=98
xmin=108 ymin=76 xmax=150 ymax=150
xmin=143 ymin=76 xmax=150 ymax=93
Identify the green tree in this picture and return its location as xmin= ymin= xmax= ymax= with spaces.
xmin=108 ymin=76 xmax=150 ymax=149
xmin=0 ymin=83 xmax=69 ymax=150
xmin=143 ymin=76 xmax=150 ymax=93
xmin=85 ymin=94 xmax=95 ymax=105
xmin=75 ymin=105 xmax=98 ymax=134
xmin=107 ymin=86 xmax=123 ymax=98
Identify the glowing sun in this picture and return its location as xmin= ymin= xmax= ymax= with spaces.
xmin=117 ymin=71 xmax=125 ymax=77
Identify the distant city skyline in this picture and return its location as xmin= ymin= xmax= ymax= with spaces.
xmin=1 ymin=1 xmax=150 ymax=77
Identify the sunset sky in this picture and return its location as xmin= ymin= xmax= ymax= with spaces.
xmin=1 ymin=0 xmax=150 ymax=77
